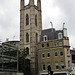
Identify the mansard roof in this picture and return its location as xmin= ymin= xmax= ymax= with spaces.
xmin=40 ymin=28 xmax=63 ymax=41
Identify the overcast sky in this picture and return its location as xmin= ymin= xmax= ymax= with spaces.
xmin=0 ymin=0 xmax=75 ymax=49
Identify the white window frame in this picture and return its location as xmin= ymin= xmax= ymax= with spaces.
xmin=47 ymin=43 xmax=49 ymax=48
xmin=41 ymin=44 xmax=44 ymax=48
xmin=61 ymin=61 xmax=64 ymax=69
xmin=54 ymin=42 xmax=57 ymax=47
xmin=42 ymin=53 xmax=45 ymax=58
xmin=55 ymin=62 xmax=59 ymax=69
xmin=59 ymin=42 xmax=62 ymax=46
xmin=47 ymin=62 xmax=50 ymax=67
xmin=55 ymin=51 xmax=58 ymax=57
xmin=58 ymin=33 xmax=62 ymax=39
xmin=60 ymin=51 xmax=63 ymax=56
xmin=67 ymin=49 xmax=69 ymax=54
xmin=47 ymin=52 xmax=50 ymax=58
xmin=43 ymin=35 xmax=48 ymax=41
xmin=42 ymin=63 xmax=45 ymax=71
xmin=68 ymin=61 xmax=70 ymax=67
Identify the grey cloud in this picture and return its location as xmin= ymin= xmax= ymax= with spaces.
xmin=0 ymin=0 xmax=20 ymax=42
xmin=0 ymin=0 xmax=75 ymax=48
xmin=52 ymin=0 xmax=75 ymax=47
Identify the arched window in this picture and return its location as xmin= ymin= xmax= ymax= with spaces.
xmin=26 ymin=33 xmax=29 ymax=43
xmin=26 ymin=14 xmax=29 ymax=25
xmin=36 ymin=33 xmax=38 ymax=43
xmin=43 ymin=35 xmax=47 ymax=41
xmin=35 ymin=15 xmax=37 ymax=26
xmin=26 ymin=47 xmax=29 ymax=55
xmin=58 ymin=33 xmax=62 ymax=39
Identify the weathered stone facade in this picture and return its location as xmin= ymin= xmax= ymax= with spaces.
xmin=38 ymin=28 xmax=72 ymax=75
xmin=20 ymin=0 xmax=42 ymax=75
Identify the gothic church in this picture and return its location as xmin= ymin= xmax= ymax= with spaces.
xmin=20 ymin=0 xmax=42 ymax=75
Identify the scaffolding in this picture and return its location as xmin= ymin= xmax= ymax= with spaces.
xmin=0 ymin=42 xmax=19 ymax=73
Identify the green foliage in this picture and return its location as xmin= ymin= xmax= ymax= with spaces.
xmin=19 ymin=57 xmax=31 ymax=75
xmin=19 ymin=49 xmax=32 ymax=75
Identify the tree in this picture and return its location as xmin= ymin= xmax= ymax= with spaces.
xmin=19 ymin=48 xmax=33 ymax=75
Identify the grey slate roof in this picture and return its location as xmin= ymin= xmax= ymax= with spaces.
xmin=70 ymin=50 xmax=75 ymax=55
xmin=40 ymin=28 xmax=63 ymax=41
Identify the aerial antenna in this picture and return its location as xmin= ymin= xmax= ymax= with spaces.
xmin=63 ymin=22 xmax=65 ymax=29
xmin=50 ymin=21 xmax=53 ymax=28
xmin=6 ymin=38 xmax=9 ymax=42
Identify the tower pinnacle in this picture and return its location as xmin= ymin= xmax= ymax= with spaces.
xmin=20 ymin=0 xmax=24 ymax=9
xmin=37 ymin=0 xmax=41 ymax=10
xmin=29 ymin=0 xmax=34 ymax=6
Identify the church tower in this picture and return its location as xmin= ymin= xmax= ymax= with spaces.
xmin=20 ymin=0 xmax=42 ymax=74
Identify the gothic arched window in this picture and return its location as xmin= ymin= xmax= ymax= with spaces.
xmin=26 ymin=33 xmax=29 ymax=43
xmin=35 ymin=15 xmax=37 ymax=26
xmin=26 ymin=47 xmax=29 ymax=55
xmin=26 ymin=14 xmax=29 ymax=25
xmin=36 ymin=33 xmax=38 ymax=43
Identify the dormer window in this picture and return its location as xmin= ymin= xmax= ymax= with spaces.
xmin=58 ymin=33 xmax=62 ymax=39
xmin=43 ymin=35 xmax=47 ymax=41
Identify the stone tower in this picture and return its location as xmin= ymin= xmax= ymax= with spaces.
xmin=20 ymin=0 xmax=42 ymax=74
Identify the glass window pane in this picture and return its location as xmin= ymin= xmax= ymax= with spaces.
xmin=55 ymin=51 xmax=58 ymax=56
xmin=42 ymin=63 xmax=45 ymax=70
xmin=43 ymin=35 xmax=47 ymax=41
xmin=54 ymin=43 xmax=57 ymax=47
xmin=35 ymin=15 xmax=37 ymax=26
xmin=47 ymin=52 xmax=50 ymax=57
xmin=47 ymin=43 xmax=49 ymax=47
xmin=42 ymin=53 xmax=45 ymax=58
xmin=67 ymin=49 xmax=69 ymax=54
xmin=26 ymin=14 xmax=29 ymax=25
xmin=58 ymin=33 xmax=62 ymax=39
xmin=60 ymin=51 xmax=63 ymax=56
xmin=26 ymin=33 xmax=29 ymax=42
xmin=47 ymin=62 xmax=50 ymax=66
xmin=59 ymin=42 xmax=62 ymax=46
xmin=55 ymin=62 xmax=59 ymax=69
xmin=42 ymin=44 xmax=44 ymax=48
xmin=61 ymin=61 xmax=64 ymax=69
xmin=68 ymin=61 xmax=70 ymax=67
